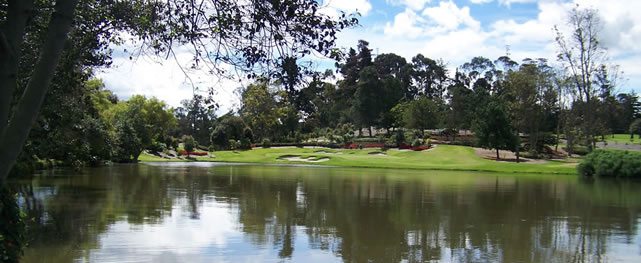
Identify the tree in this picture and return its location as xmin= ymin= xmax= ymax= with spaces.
xmin=616 ymin=93 xmax=641 ymax=133
xmin=240 ymin=81 xmax=281 ymax=140
xmin=504 ymin=59 xmax=558 ymax=156
xmin=445 ymin=81 xmax=474 ymax=133
xmin=0 ymin=0 xmax=357 ymax=185
xmin=555 ymin=7 xmax=608 ymax=150
xmin=401 ymin=97 xmax=440 ymax=136
xmin=113 ymin=120 xmax=143 ymax=163
xmin=182 ymin=135 xmax=197 ymax=157
xmin=23 ymin=77 xmax=115 ymax=168
xmin=108 ymin=95 xmax=176 ymax=162
xmin=352 ymin=66 xmax=383 ymax=136
xmin=295 ymin=72 xmax=340 ymax=128
xmin=373 ymin=53 xmax=407 ymax=131
xmin=210 ymin=114 xmax=246 ymax=150
xmin=175 ymin=94 xmax=217 ymax=146
xmin=630 ymin=119 xmax=641 ymax=139
xmin=336 ymin=40 xmax=375 ymax=126
xmin=411 ymin=54 xmax=448 ymax=100
xmin=473 ymin=98 xmax=518 ymax=160
xmin=459 ymin=57 xmax=496 ymax=93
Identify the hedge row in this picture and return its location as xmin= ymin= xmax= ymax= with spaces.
xmin=577 ymin=150 xmax=641 ymax=178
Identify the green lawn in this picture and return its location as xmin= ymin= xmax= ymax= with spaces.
xmin=603 ymin=134 xmax=640 ymax=144
xmin=139 ymin=145 xmax=578 ymax=174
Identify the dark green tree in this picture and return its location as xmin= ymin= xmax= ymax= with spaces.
xmin=473 ymin=98 xmax=519 ymax=160
xmin=210 ymin=114 xmax=246 ymax=150
xmin=174 ymin=94 xmax=217 ymax=146
xmin=182 ymin=135 xmax=197 ymax=157
xmin=411 ymin=54 xmax=448 ymax=100
xmin=352 ymin=66 xmax=383 ymax=137
xmin=402 ymin=97 xmax=440 ymax=136
xmin=630 ymin=119 xmax=641 ymax=139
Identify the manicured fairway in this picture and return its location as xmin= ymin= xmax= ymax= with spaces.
xmin=139 ymin=145 xmax=577 ymax=174
xmin=604 ymin=134 xmax=640 ymax=144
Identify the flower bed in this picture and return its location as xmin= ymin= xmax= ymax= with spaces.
xmin=177 ymin=150 xmax=209 ymax=156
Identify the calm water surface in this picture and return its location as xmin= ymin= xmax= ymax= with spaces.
xmin=9 ymin=163 xmax=641 ymax=262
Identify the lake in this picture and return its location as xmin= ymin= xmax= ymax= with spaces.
xmin=9 ymin=163 xmax=641 ymax=262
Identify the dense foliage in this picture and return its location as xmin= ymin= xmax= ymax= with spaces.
xmin=0 ymin=188 xmax=26 ymax=263
xmin=578 ymin=150 xmax=641 ymax=178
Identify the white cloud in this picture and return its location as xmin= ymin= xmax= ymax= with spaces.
xmin=383 ymin=0 xmax=480 ymax=39
xmin=498 ymin=0 xmax=537 ymax=7
xmin=470 ymin=0 xmax=493 ymax=4
xmin=97 ymin=49 xmax=242 ymax=113
xmin=489 ymin=1 xmax=567 ymax=48
xmin=420 ymin=29 xmax=496 ymax=64
xmin=383 ymin=9 xmax=426 ymax=38
xmin=422 ymin=1 xmax=480 ymax=31
xmin=467 ymin=0 xmax=538 ymax=7
xmin=386 ymin=0 xmax=432 ymax=10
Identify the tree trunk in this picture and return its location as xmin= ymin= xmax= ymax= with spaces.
xmin=515 ymin=129 xmax=520 ymax=163
xmin=0 ymin=1 xmax=35 ymax=138
xmin=133 ymin=150 xmax=142 ymax=163
xmin=368 ymin=126 xmax=372 ymax=137
xmin=496 ymin=148 xmax=500 ymax=160
xmin=0 ymin=0 xmax=79 ymax=185
xmin=555 ymin=125 xmax=561 ymax=152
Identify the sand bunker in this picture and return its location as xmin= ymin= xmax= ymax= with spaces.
xmin=279 ymin=155 xmax=330 ymax=163
xmin=367 ymin=151 xmax=387 ymax=156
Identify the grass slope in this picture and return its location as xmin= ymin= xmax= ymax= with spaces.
xmin=140 ymin=145 xmax=578 ymax=174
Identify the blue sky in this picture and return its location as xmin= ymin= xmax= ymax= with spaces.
xmin=98 ymin=0 xmax=641 ymax=111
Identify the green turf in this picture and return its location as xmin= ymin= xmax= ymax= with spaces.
xmin=603 ymin=134 xmax=641 ymax=144
xmin=140 ymin=145 xmax=578 ymax=174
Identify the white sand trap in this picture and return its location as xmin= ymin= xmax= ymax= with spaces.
xmin=279 ymin=155 xmax=330 ymax=163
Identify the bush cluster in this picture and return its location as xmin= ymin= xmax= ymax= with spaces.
xmin=1 ymin=188 xmax=27 ymax=263
xmin=578 ymin=150 xmax=641 ymax=178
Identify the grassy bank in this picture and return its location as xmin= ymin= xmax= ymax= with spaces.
xmin=139 ymin=145 xmax=578 ymax=174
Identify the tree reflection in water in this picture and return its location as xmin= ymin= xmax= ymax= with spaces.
xmin=9 ymin=164 xmax=641 ymax=262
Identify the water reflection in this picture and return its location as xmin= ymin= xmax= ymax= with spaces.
xmin=10 ymin=164 xmax=641 ymax=262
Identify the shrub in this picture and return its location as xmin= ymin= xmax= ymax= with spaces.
xmin=578 ymin=150 xmax=641 ymax=178
xmin=411 ymin=138 xmax=423 ymax=147
xmin=229 ymin=140 xmax=239 ymax=150
xmin=147 ymin=141 xmax=167 ymax=153
xmin=261 ymin=138 xmax=272 ymax=148
xmin=239 ymin=138 xmax=252 ymax=150
xmin=395 ymin=129 xmax=406 ymax=146
xmin=243 ymin=127 xmax=254 ymax=143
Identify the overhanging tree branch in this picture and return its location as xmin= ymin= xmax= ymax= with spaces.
xmin=0 ymin=0 xmax=79 ymax=184
xmin=0 ymin=0 xmax=35 ymax=139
